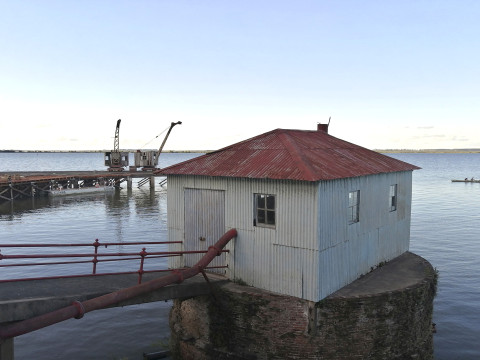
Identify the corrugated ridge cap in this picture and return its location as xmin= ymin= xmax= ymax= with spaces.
xmin=276 ymin=130 xmax=318 ymax=181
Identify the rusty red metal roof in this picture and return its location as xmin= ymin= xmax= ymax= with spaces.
xmin=157 ymin=129 xmax=420 ymax=181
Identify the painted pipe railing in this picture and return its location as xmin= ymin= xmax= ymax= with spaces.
xmin=0 ymin=228 xmax=237 ymax=340
xmin=0 ymin=239 xmax=228 ymax=284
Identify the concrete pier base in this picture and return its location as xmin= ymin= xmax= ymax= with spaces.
xmin=169 ymin=252 xmax=437 ymax=360
xmin=150 ymin=176 xmax=155 ymax=190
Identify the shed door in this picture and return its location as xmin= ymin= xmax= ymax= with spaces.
xmin=184 ymin=188 xmax=226 ymax=274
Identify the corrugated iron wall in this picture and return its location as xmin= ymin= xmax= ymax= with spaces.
xmin=167 ymin=171 xmax=413 ymax=302
xmin=316 ymin=171 xmax=413 ymax=299
xmin=167 ymin=175 xmax=319 ymax=300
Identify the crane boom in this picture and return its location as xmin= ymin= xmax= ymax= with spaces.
xmin=113 ymin=119 xmax=121 ymax=152
xmin=105 ymin=119 xmax=128 ymax=171
xmin=154 ymin=121 xmax=182 ymax=166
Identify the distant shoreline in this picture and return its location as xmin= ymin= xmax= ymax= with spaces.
xmin=0 ymin=150 xmax=210 ymax=154
xmin=375 ymin=149 xmax=480 ymax=154
xmin=1 ymin=149 xmax=479 ymax=154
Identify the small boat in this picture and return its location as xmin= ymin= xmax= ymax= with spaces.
xmin=48 ymin=185 xmax=115 ymax=197
xmin=451 ymin=179 xmax=480 ymax=183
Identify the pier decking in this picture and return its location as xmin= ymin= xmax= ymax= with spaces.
xmin=0 ymin=171 xmax=164 ymax=202
xmin=0 ymin=272 xmax=227 ymax=324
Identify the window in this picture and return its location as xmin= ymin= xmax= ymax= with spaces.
xmin=254 ymin=193 xmax=276 ymax=227
xmin=348 ymin=190 xmax=360 ymax=224
xmin=389 ymin=184 xmax=398 ymax=212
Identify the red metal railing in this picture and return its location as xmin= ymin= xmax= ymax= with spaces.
xmin=0 ymin=228 xmax=237 ymax=340
xmin=0 ymin=239 xmax=229 ymax=284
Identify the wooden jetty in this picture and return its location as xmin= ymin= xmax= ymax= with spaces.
xmin=0 ymin=171 xmax=164 ymax=203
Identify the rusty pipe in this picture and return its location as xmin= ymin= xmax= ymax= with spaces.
xmin=0 ymin=228 xmax=236 ymax=340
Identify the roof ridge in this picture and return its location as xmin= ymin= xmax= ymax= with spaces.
xmin=276 ymin=130 xmax=317 ymax=181
xmin=157 ymin=127 xmax=420 ymax=181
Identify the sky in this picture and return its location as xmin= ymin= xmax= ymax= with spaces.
xmin=1 ymin=1 xmax=479 ymax=151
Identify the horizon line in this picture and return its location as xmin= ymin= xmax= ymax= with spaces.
xmin=1 ymin=148 xmax=480 ymax=154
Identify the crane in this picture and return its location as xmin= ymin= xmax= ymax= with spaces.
xmin=136 ymin=121 xmax=182 ymax=188
xmin=154 ymin=121 xmax=182 ymax=167
xmin=113 ymin=119 xmax=121 ymax=153
xmin=104 ymin=119 xmax=129 ymax=171
xmin=111 ymin=119 xmax=121 ymax=166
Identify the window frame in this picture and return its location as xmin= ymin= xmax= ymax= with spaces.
xmin=254 ymin=193 xmax=276 ymax=228
xmin=348 ymin=190 xmax=360 ymax=224
xmin=389 ymin=184 xmax=398 ymax=212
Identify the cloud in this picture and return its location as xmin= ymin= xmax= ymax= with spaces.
xmin=448 ymin=136 xmax=470 ymax=142
xmin=413 ymin=134 xmax=445 ymax=139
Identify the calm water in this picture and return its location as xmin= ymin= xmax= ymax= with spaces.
xmin=396 ymin=153 xmax=480 ymax=360
xmin=0 ymin=152 xmax=201 ymax=360
xmin=1 ymin=152 xmax=480 ymax=359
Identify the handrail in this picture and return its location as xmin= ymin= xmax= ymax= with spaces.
xmin=0 ymin=238 xmax=228 ymax=284
xmin=0 ymin=250 xmax=221 ymax=260
xmin=0 ymin=228 xmax=237 ymax=340
xmin=0 ymin=240 xmax=182 ymax=247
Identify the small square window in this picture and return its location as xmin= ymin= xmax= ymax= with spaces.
xmin=389 ymin=184 xmax=398 ymax=212
xmin=348 ymin=190 xmax=360 ymax=224
xmin=254 ymin=193 xmax=276 ymax=228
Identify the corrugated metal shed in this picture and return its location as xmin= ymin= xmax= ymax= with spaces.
xmin=163 ymin=126 xmax=419 ymax=301
xmin=156 ymin=128 xmax=420 ymax=181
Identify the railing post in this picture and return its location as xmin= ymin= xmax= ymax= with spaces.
xmin=138 ymin=248 xmax=147 ymax=284
xmin=92 ymin=239 xmax=100 ymax=274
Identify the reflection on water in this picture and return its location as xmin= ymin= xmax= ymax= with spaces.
xmin=0 ymin=185 xmax=173 ymax=359
xmin=2 ymin=152 xmax=480 ymax=359
xmin=391 ymin=153 xmax=480 ymax=360
xmin=0 ymin=188 xmax=171 ymax=277
xmin=0 ymin=152 xmax=201 ymax=359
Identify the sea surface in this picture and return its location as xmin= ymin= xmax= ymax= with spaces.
xmin=0 ymin=152 xmax=479 ymax=359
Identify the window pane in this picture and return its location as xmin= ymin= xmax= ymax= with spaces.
xmin=349 ymin=207 xmax=354 ymax=223
xmin=348 ymin=190 xmax=359 ymax=223
xmin=266 ymin=195 xmax=275 ymax=210
xmin=266 ymin=210 xmax=275 ymax=225
xmin=389 ymin=185 xmax=397 ymax=211
xmin=257 ymin=194 xmax=265 ymax=208
xmin=349 ymin=191 xmax=356 ymax=207
xmin=257 ymin=209 xmax=265 ymax=223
